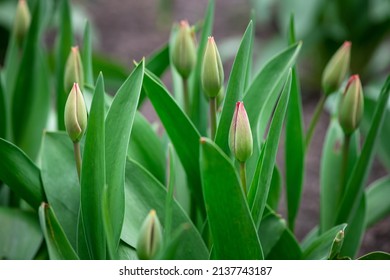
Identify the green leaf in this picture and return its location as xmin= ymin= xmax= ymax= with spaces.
xmin=249 ymin=71 xmax=292 ymax=228
xmin=303 ymin=224 xmax=347 ymax=260
xmin=0 ymin=207 xmax=42 ymax=260
xmin=82 ymin=20 xmax=93 ymax=86
xmin=92 ymin=54 xmax=128 ymax=91
xmin=121 ymin=159 xmax=208 ymax=260
xmin=366 ymin=176 xmax=390 ymax=228
xmin=41 ymin=132 xmax=80 ymax=248
xmin=55 ymin=0 xmax=74 ymax=130
xmin=39 ymin=203 xmax=79 ymax=260
xmin=336 ymin=76 xmax=390 ymax=225
xmin=200 ymin=138 xmax=263 ymax=259
xmin=142 ymin=71 xmax=204 ymax=216
xmin=128 ymin=112 xmax=166 ymax=184
xmin=164 ymin=144 xmax=176 ymax=243
xmin=0 ymin=79 xmax=5 ymax=138
xmin=3 ymin=19 xmax=19 ymax=105
xmin=104 ymin=60 xmax=144 ymax=255
xmin=117 ymin=241 xmax=138 ymax=260
xmin=267 ymin=166 xmax=282 ymax=211
xmin=215 ymin=21 xmax=253 ymax=153
xmin=189 ymin=0 xmax=215 ymax=135
xmin=0 ymin=138 xmax=45 ymax=209
xmin=358 ymin=251 xmax=390 ymax=260
xmin=80 ymin=74 xmax=106 ymax=259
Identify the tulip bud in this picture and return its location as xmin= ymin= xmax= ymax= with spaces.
xmin=201 ymin=36 xmax=224 ymax=98
xmin=229 ymin=102 xmax=253 ymax=162
xmin=172 ymin=20 xmax=196 ymax=79
xmin=13 ymin=0 xmax=31 ymax=46
xmin=136 ymin=210 xmax=163 ymax=260
xmin=338 ymin=75 xmax=364 ymax=135
xmin=329 ymin=230 xmax=344 ymax=259
xmin=64 ymin=46 xmax=84 ymax=93
xmin=64 ymin=83 xmax=88 ymax=143
xmin=322 ymin=41 xmax=351 ymax=96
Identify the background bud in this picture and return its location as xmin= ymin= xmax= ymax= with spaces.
xmin=64 ymin=83 xmax=88 ymax=143
xmin=229 ymin=102 xmax=253 ymax=162
xmin=172 ymin=20 xmax=196 ymax=79
xmin=322 ymin=41 xmax=351 ymax=96
xmin=202 ymin=36 xmax=224 ymax=98
xmin=13 ymin=0 xmax=31 ymax=46
xmin=136 ymin=210 xmax=163 ymax=260
xmin=64 ymin=46 xmax=84 ymax=93
xmin=338 ymin=75 xmax=364 ymax=135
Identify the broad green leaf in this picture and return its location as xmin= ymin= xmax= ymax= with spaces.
xmin=0 ymin=207 xmax=42 ymax=260
xmin=92 ymin=54 xmax=128 ymax=91
xmin=336 ymin=76 xmax=390 ymax=225
xmin=249 ymin=71 xmax=292 ymax=228
xmin=55 ymin=0 xmax=74 ymax=130
xmin=267 ymin=166 xmax=282 ymax=211
xmin=39 ymin=203 xmax=79 ymax=260
xmin=303 ymin=224 xmax=347 ymax=260
xmin=142 ymin=71 xmax=204 ymax=216
xmin=301 ymin=226 xmax=319 ymax=251
xmin=128 ymin=112 xmax=166 ymax=184
xmin=80 ymin=74 xmax=106 ymax=259
xmin=104 ymin=60 xmax=144 ymax=254
xmin=82 ymin=21 xmax=93 ymax=86
xmin=215 ymin=21 xmax=253 ymax=153
xmin=0 ymin=78 xmax=5 ymax=138
xmin=200 ymin=138 xmax=263 ymax=260
xmin=366 ymin=176 xmax=390 ymax=228
xmin=117 ymin=241 xmax=138 ymax=260
xmin=358 ymin=251 xmax=390 ymax=260
xmin=121 ymin=159 xmax=208 ymax=260
xmin=41 ymin=132 xmax=80 ymax=248
xmin=0 ymin=138 xmax=45 ymax=209
xmin=285 ymin=16 xmax=304 ymax=231
xmin=164 ymin=144 xmax=176 ymax=243
xmin=4 ymin=18 xmax=19 ymax=105
xmin=189 ymin=0 xmax=215 ymax=135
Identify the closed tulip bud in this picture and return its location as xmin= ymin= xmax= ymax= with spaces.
xmin=64 ymin=83 xmax=88 ymax=143
xmin=64 ymin=46 xmax=84 ymax=93
xmin=202 ymin=36 xmax=224 ymax=98
xmin=172 ymin=20 xmax=196 ymax=79
xmin=229 ymin=102 xmax=253 ymax=162
xmin=338 ymin=75 xmax=364 ymax=135
xmin=329 ymin=230 xmax=344 ymax=259
xmin=13 ymin=0 xmax=31 ymax=46
xmin=136 ymin=210 xmax=163 ymax=260
xmin=322 ymin=41 xmax=351 ymax=96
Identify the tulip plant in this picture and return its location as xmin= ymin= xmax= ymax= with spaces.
xmin=1 ymin=0 xmax=390 ymax=260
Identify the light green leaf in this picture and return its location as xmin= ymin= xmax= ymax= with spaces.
xmin=80 ymin=74 xmax=106 ymax=259
xmin=82 ymin=20 xmax=93 ymax=86
xmin=267 ymin=166 xmax=282 ymax=211
xmin=366 ymin=176 xmax=390 ymax=228
xmin=39 ymin=203 xmax=79 ymax=260
xmin=200 ymin=138 xmax=263 ymax=259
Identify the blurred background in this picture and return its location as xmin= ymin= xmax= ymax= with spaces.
xmin=1 ymin=0 xmax=390 ymax=255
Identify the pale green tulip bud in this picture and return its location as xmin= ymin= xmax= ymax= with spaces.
xmin=13 ymin=0 xmax=31 ymax=46
xmin=64 ymin=83 xmax=88 ymax=143
xmin=322 ymin=41 xmax=351 ymax=96
xmin=136 ymin=210 xmax=163 ymax=260
xmin=64 ymin=46 xmax=84 ymax=93
xmin=202 ymin=36 xmax=224 ymax=98
xmin=329 ymin=230 xmax=344 ymax=259
xmin=338 ymin=75 xmax=364 ymax=135
xmin=172 ymin=20 xmax=196 ymax=79
xmin=229 ymin=102 xmax=253 ymax=162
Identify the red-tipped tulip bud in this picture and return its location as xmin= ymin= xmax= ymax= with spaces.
xmin=136 ymin=210 xmax=163 ymax=260
xmin=229 ymin=102 xmax=253 ymax=162
xmin=172 ymin=20 xmax=196 ymax=79
xmin=322 ymin=41 xmax=351 ymax=96
xmin=13 ymin=0 xmax=31 ymax=46
xmin=338 ymin=75 xmax=364 ymax=135
xmin=64 ymin=46 xmax=84 ymax=93
xmin=202 ymin=36 xmax=224 ymax=98
xmin=64 ymin=83 xmax=88 ymax=143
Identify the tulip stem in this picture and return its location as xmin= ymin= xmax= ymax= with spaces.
xmin=183 ymin=78 xmax=190 ymax=115
xmin=305 ymin=94 xmax=326 ymax=151
xmin=338 ymin=134 xmax=351 ymax=205
xmin=73 ymin=142 xmax=82 ymax=181
xmin=210 ymin=97 xmax=217 ymax=140
xmin=239 ymin=161 xmax=247 ymax=194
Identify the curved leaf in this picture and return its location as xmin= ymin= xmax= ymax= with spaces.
xmin=358 ymin=251 xmax=390 ymax=260
xmin=200 ymin=138 xmax=263 ymax=260
xmin=366 ymin=176 xmax=390 ymax=228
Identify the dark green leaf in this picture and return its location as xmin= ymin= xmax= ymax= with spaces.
xmin=200 ymin=138 xmax=263 ymax=259
xmin=146 ymin=44 xmax=170 ymax=78
xmin=0 ymin=79 xmax=6 ymax=138
xmin=267 ymin=166 xmax=282 ymax=211
xmin=0 ymin=207 xmax=42 ymax=260
xmin=0 ymin=138 xmax=45 ymax=209
xmin=215 ymin=21 xmax=253 ymax=153
xmin=82 ymin=20 xmax=93 ymax=86
xmin=358 ymin=251 xmax=390 ymax=260
xmin=366 ymin=176 xmax=390 ymax=228
xmin=39 ymin=203 xmax=79 ymax=260
xmin=92 ymin=54 xmax=128 ymax=91
xmin=80 ymin=74 xmax=106 ymax=259
xmin=164 ymin=144 xmax=176 ymax=243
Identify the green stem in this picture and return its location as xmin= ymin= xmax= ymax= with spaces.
xmin=305 ymin=94 xmax=326 ymax=150
xmin=209 ymin=97 xmax=217 ymax=140
xmin=239 ymin=161 xmax=247 ymax=194
xmin=73 ymin=142 xmax=82 ymax=181
xmin=338 ymin=134 xmax=351 ymax=205
xmin=183 ymin=78 xmax=190 ymax=115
